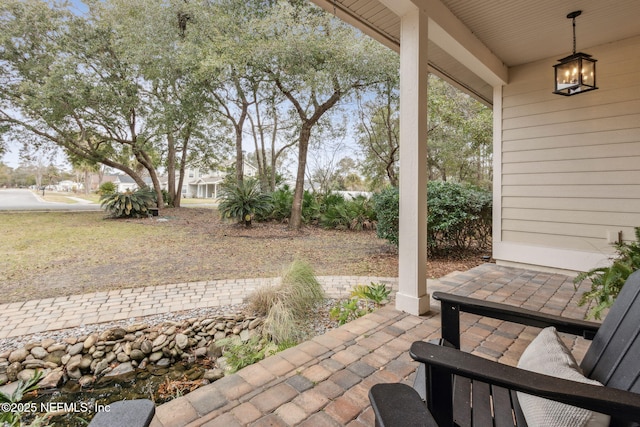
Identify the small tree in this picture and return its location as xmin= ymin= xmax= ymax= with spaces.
xmin=218 ymin=178 xmax=272 ymax=227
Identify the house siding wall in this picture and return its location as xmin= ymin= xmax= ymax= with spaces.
xmin=494 ymin=35 xmax=640 ymax=272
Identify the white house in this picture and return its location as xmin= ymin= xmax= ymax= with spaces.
xmin=309 ymin=0 xmax=640 ymax=315
xmin=164 ymin=160 xmax=259 ymax=199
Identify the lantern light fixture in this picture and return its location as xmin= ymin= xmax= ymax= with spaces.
xmin=553 ymin=10 xmax=598 ymax=96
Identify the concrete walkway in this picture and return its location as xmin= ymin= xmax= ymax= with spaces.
xmin=0 ymin=276 xmax=396 ymax=339
xmin=1 ymin=264 xmax=596 ymax=426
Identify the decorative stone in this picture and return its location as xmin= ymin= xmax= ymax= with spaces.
xmin=66 ymin=355 xmax=83 ymax=371
xmin=105 ymin=352 xmax=117 ymax=364
xmin=93 ymin=359 xmax=109 ymax=376
xmin=6 ymin=362 xmax=21 ymax=382
xmin=92 ymin=351 xmax=105 ymax=359
xmin=149 ymin=352 xmax=163 ymax=363
xmin=175 ymin=334 xmax=189 ymax=350
xmin=194 ymin=347 xmax=207 ymax=358
xmin=47 ymin=344 xmax=67 ymax=353
xmin=163 ymin=326 xmax=176 ymax=335
xmin=203 ymin=369 xmax=224 ymax=381
xmin=105 ymin=362 xmax=134 ymax=377
xmin=207 ymin=343 xmax=223 ymax=359
xmin=78 ymin=375 xmax=96 ymax=388
xmin=100 ymin=328 xmax=127 ymax=341
xmin=116 ymin=353 xmax=130 ymax=363
xmin=140 ymin=341 xmax=153 ymax=354
xmin=8 ymin=348 xmax=28 ymax=363
xmin=214 ymin=331 xmax=227 ymax=341
xmin=130 ymin=349 xmax=145 ymax=361
xmin=68 ymin=342 xmax=84 ymax=356
xmin=152 ymin=334 xmax=167 ymax=348
xmin=249 ymin=318 xmax=263 ymax=329
xmin=80 ymin=355 xmax=93 ymax=370
xmin=61 ymin=354 xmax=71 ymax=365
xmin=67 ymin=368 xmax=82 ymax=380
xmin=83 ymin=334 xmax=98 ymax=349
xmin=41 ymin=339 xmax=56 ymax=349
xmin=17 ymin=369 xmax=38 ymax=382
xmin=240 ymin=330 xmax=251 ymax=342
xmin=156 ymin=358 xmax=171 ymax=368
xmin=0 ymin=373 xmax=8 ymax=386
xmin=39 ymin=369 xmax=64 ymax=389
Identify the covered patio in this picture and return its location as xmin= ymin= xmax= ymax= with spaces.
xmin=308 ymin=0 xmax=640 ymax=316
xmin=148 ymin=264 xmax=594 ymax=426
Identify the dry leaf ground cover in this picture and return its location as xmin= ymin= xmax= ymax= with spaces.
xmin=0 ymin=208 xmax=487 ymax=304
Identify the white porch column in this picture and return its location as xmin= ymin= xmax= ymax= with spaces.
xmin=395 ymin=9 xmax=430 ymax=316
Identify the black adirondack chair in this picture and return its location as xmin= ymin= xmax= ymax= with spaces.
xmin=369 ymin=269 xmax=640 ymax=427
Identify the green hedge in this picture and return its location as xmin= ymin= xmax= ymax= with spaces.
xmin=373 ymin=181 xmax=492 ymax=253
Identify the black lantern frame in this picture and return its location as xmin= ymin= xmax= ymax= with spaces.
xmin=553 ymin=11 xmax=598 ymax=96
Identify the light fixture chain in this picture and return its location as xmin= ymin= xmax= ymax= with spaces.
xmin=572 ymin=16 xmax=577 ymax=54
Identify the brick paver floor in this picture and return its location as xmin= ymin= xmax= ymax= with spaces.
xmin=147 ymin=264 xmax=595 ymax=426
xmin=0 ymin=264 xmax=597 ymax=426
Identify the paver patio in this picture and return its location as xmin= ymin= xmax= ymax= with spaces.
xmin=0 ymin=264 xmax=597 ymax=426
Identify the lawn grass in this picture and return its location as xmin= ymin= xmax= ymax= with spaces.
xmin=0 ymin=209 xmax=398 ymax=303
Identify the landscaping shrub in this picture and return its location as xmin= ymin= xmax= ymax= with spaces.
xmin=218 ymin=178 xmax=272 ymax=227
xmin=247 ymin=260 xmax=326 ymax=345
xmin=574 ymin=227 xmax=640 ymax=319
xmin=319 ymin=194 xmax=376 ymax=230
xmin=372 ymin=186 xmax=399 ymax=246
xmin=98 ymin=181 xmax=116 ymax=196
xmin=265 ymin=185 xmax=294 ymax=222
xmin=100 ymin=188 xmax=156 ymax=218
xmin=372 ymin=181 xmax=492 ymax=253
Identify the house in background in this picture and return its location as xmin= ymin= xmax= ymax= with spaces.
xmin=164 ymin=160 xmax=258 ymax=199
xmin=309 ymin=0 xmax=640 ymax=315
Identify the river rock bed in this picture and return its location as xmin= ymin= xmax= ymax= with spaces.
xmin=0 ymin=300 xmax=341 ymax=390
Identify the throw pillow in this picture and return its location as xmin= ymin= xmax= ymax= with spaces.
xmin=516 ymin=326 xmax=610 ymax=427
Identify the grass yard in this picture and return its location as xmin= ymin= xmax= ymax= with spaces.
xmin=0 ymin=208 xmax=487 ymax=304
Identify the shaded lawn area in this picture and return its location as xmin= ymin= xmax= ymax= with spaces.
xmin=0 ymin=208 xmax=487 ymax=304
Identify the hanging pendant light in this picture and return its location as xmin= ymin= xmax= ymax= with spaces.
xmin=553 ymin=11 xmax=598 ymax=96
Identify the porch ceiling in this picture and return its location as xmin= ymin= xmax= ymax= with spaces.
xmin=310 ymin=0 xmax=640 ymax=104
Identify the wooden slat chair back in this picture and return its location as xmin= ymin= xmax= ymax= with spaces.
xmin=580 ymin=269 xmax=640 ymax=396
xmin=369 ymin=270 xmax=640 ymax=427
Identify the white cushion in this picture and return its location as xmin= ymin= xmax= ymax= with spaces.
xmin=516 ymin=326 xmax=610 ymax=427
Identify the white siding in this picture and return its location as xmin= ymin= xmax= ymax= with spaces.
xmin=495 ymin=35 xmax=640 ymax=272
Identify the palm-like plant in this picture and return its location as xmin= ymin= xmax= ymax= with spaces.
xmin=574 ymin=227 xmax=640 ymax=319
xmin=218 ymin=178 xmax=272 ymax=227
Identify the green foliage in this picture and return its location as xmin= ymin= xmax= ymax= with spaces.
xmin=372 ymin=182 xmax=492 ymax=253
xmin=330 ymin=282 xmax=391 ymax=325
xmin=574 ymin=227 xmax=640 ymax=320
xmin=218 ymin=178 xmax=273 ymax=227
xmin=0 ymin=370 xmax=44 ymax=427
xmin=248 ymin=260 xmax=326 ymax=345
xmin=98 ymin=181 xmax=117 ymax=196
xmin=265 ymin=185 xmax=294 ymax=222
xmin=218 ymin=335 xmax=277 ymax=373
xmin=329 ymin=298 xmax=369 ymax=325
xmin=100 ymin=188 xmax=156 ymax=218
xmin=351 ymin=282 xmax=391 ymax=307
xmin=426 ymin=181 xmax=492 ymax=253
xmin=319 ymin=195 xmax=376 ymax=231
xmin=372 ymin=186 xmax=399 ymax=246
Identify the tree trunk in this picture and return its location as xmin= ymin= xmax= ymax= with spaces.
xmin=167 ymin=133 xmax=176 ymax=207
xmin=289 ymin=124 xmax=312 ymax=229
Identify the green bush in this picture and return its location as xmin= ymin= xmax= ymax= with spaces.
xmin=372 ymin=181 xmax=492 ymax=253
xmin=98 ymin=181 xmax=117 ymax=196
xmin=100 ymin=188 xmax=156 ymax=218
xmin=320 ymin=195 xmax=376 ymax=231
xmin=574 ymin=227 xmax=640 ymax=319
xmin=372 ymin=186 xmax=399 ymax=246
xmin=427 ymin=181 xmax=492 ymax=252
xmin=266 ymin=185 xmax=294 ymax=222
xmin=218 ymin=178 xmax=272 ymax=227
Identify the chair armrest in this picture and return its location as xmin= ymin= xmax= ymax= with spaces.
xmin=369 ymin=383 xmax=439 ymax=427
xmin=433 ymin=291 xmax=600 ymax=348
xmin=410 ymin=341 xmax=640 ymax=422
